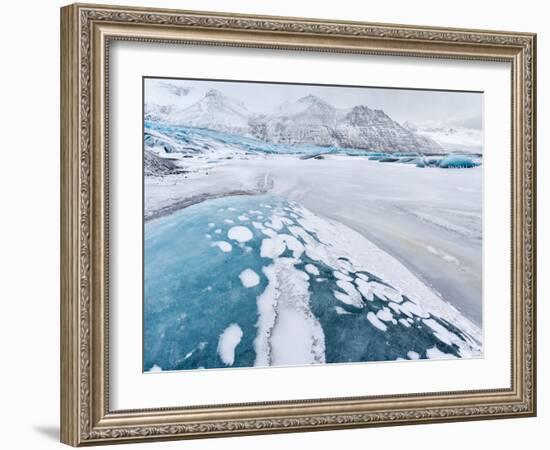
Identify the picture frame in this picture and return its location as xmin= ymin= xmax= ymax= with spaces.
xmin=60 ymin=2 xmax=536 ymax=446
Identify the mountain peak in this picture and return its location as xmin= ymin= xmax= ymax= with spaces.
xmin=146 ymin=87 xmax=443 ymax=153
xmin=350 ymin=105 xmax=373 ymax=113
xmin=345 ymin=105 xmax=393 ymax=127
xmin=298 ymin=94 xmax=329 ymax=106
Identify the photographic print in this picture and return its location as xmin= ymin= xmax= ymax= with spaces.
xmin=143 ymin=77 xmax=483 ymax=372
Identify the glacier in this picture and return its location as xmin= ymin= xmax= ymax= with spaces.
xmin=146 ymin=89 xmax=445 ymax=153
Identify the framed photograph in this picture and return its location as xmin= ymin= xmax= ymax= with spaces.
xmin=60 ymin=3 xmax=537 ymax=446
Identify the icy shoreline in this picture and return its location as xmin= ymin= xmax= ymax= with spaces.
xmin=145 ymin=189 xmax=265 ymax=222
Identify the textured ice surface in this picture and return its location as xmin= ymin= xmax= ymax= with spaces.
xmin=438 ymin=155 xmax=479 ymax=169
xmin=144 ymin=194 xmax=482 ymax=372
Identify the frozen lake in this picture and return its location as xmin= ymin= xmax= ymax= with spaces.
xmin=144 ymin=193 xmax=482 ymax=372
xmin=146 ymin=156 xmax=482 ymax=326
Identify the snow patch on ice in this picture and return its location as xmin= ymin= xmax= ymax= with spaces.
xmin=355 ymin=278 xmax=374 ymax=301
xmin=260 ymin=234 xmax=304 ymax=259
xmin=335 ymin=280 xmax=363 ymax=308
xmin=212 ymin=241 xmax=232 ymax=252
xmin=367 ymin=312 xmax=387 ymax=332
xmin=254 ymin=258 xmax=325 ymax=367
xmin=426 ymin=346 xmax=457 ymax=359
xmin=334 ymin=271 xmax=353 ymax=281
xmin=217 ymin=323 xmax=243 ymax=366
xmin=422 ymin=318 xmax=454 ymax=346
xmin=239 ymin=268 xmax=260 ymax=288
xmin=398 ymin=318 xmax=411 ymax=328
xmin=304 ymin=264 xmax=320 ymax=276
xmin=377 ymin=307 xmax=395 ymax=322
xmin=227 ymin=226 xmax=253 ymax=242
xmin=265 ymin=216 xmax=284 ymax=231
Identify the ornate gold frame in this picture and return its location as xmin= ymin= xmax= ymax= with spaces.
xmin=60 ymin=3 xmax=537 ymax=446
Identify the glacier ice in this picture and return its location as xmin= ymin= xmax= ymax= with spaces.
xmin=438 ymin=155 xmax=479 ymax=169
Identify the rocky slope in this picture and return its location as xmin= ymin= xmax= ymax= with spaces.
xmin=146 ymin=89 xmax=443 ymax=153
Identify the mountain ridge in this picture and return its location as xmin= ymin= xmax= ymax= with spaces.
xmin=145 ymin=90 xmax=444 ymax=153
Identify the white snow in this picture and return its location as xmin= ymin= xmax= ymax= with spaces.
xmin=333 ymin=290 xmax=355 ymax=306
xmin=254 ymin=258 xmax=325 ymax=367
xmin=239 ymin=268 xmax=260 ymax=288
xmin=217 ymin=324 xmax=243 ymax=366
xmin=212 ymin=241 xmax=232 ymax=252
xmin=260 ymin=234 xmax=304 ymax=259
xmin=333 ymin=271 xmax=353 ymax=282
xmin=334 ymin=306 xmax=351 ymax=315
xmin=335 ymin=280 xmax=363 ymax=308
xmin=399 ymin=301 xmax=429 ymax=319
xmin=304 ymin=264 xmax=320 ymax=276
xmin=398 ymin=318 xmax=411 ymax=328
xmin=147 ymin=364 xmax=162 ymax=372
xmin=227 ymin=226 xmax=253 ymax=242
xmin=423 ymin=318 xmax=455 ymax=346
xmin=355 ymin=278 xmax=374 ymax=301
xmin=376 ymin=307 xmax=395 ymax=322
xmin=265 ymin=216 xmax=284 ymax=231
xmin=426 ymin=346 xmax=457 ymax=360
xmin=260 ymin=237 xmax=285 ymax=259
xmin=367 ymin=312 xmax=387 ymax=332
xmin=261 ymin=227 xmax=277 ymax=238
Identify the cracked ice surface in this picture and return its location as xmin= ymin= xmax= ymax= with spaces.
xmin=144 ymin=194 xmax=481 ymax=372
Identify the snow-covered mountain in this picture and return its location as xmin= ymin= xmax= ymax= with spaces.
xmin=250 ymin=95 xmax=341 ymax=147
xmin=146 ymin=88 xmax=250 ymax=136
xmin=334 ymin=106 xmax=441 ymax=153
xmin=146 ymin=91 xmax=444 ymax=153
xmin=403 ymin=121 xmax=482 ymax=154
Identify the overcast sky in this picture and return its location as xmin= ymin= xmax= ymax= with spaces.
xmin=145 ymin=77 xmax=483 ymax=129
